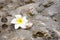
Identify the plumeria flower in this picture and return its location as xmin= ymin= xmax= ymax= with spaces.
xmin=11 ymin=15 xmax=33 ymax=29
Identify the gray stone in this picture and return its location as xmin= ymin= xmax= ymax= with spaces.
xmin=0 ymin=0 xmax=60 ymax=40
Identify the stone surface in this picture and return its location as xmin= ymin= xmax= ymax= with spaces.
xmin=0 ymin=0 xmax=60 ymax=40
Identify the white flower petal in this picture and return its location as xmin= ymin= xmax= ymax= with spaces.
xmin=20 ymin=24 xmax=26 ymax=28
xmin=15 ymin=24 xmax=20 ymax=29
xmin=15 ymin=15 xmax=22 ymax=18
xmin=23 ymin=16 xmax=26 ymax=19
xmin=21 ymin=26 xmax=26 ymax=28
xmin=11 ymin=18 xmax=16 ymax=24
xmin=23 ymin=16 xmax=28 ymax=23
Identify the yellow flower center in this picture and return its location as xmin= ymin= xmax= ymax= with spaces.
xmin=16 ymin=18 xmax=23 ymax=24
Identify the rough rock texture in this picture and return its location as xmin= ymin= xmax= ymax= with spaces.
xmin=0 ymin=0 xmax=60 ymax=40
